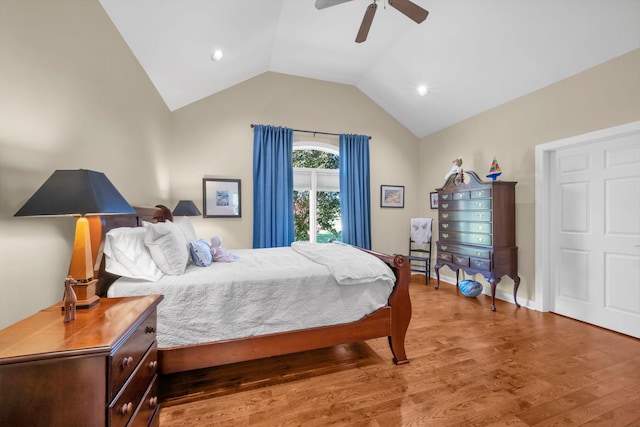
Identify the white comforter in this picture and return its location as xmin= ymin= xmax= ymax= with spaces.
xmin=107 ymin=244 xmax=395 ymax=348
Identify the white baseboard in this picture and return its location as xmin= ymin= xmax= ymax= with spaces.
xmin=417 ymin=273 xmax=534 ymax=310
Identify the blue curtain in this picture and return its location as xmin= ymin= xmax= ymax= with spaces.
xmin=252 ymin=125 xmax=295 ymax=248
xmin=339 ymin=134 xmax=371 ymax=249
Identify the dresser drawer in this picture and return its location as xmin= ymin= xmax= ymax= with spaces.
xmin=471 ymin=189 xmax=491 ymax=199
xmin=439 ymin=199 xmax=492 ymax=211
xmin=453 ymin=254 xmax=469 ymax=267
xmin=437 ymin=252 xmax=452 ymax=262
xmin=439 ymin=211 xmax=492 ymax=222
xmin=110 ymin=311 xmax=157 ymax=400
xmin=470 ymin=258 xmax=491 ymax=270
xmin=440 ymin=222 xmax=492 ymax=234
xmin=437 ymin=243 xmax=491 ymax=260
xmin=439 ymin=231 xmax=492 ymax=246
xmin=109 ymin=344 xmax=158 ymax=427
xmin=127 ymin=375 xmax=159 ymax=427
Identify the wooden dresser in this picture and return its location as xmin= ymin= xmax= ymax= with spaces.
xmin=434 ymin=171 xmax=520 ymax=311
xmin=0 ymin=295 xmax=163 ymax=427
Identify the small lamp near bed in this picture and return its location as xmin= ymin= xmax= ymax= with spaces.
xmin=14 ymin=169 xmax=135 ymax=317
xmin=172 ymin=200 xmax=201 ymax=217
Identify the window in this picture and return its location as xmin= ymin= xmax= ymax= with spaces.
xmin=293 ymin=144 xmax=341 ymax=243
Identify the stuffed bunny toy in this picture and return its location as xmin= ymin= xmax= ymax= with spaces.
xmin=210 ymin=236 xmax=239 ymax=262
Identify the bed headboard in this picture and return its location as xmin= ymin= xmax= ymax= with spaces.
xmin=95 ymin=205 xmax=172 ymax=296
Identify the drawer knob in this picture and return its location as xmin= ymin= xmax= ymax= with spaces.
xmin=442 ymin=233 xmax=448 ymax=238
xmin=441 ymin=203 xmax=449 ymax=209
xmin=121 ymin=356 xmax=134 ymax=369
xmin=120 ymin=402 xmax=133 ymax=415
xmin=476 ymin=213 xmax=484 ymax=219
xmin=477 ymin=237 xmax=484 ymax=242
xmin=148 ymin=396 xmax=158 ymax=407
xmin=148 ymin=360 xmax=158 ymax=371
xmin=442 ymin=223 xmax=449 ymax=229
xmin=441 ymin=246 xmax=447 ymax=250
xmin=145 ymin=326 xmax=156 ymax=334
xmin=442 ymin=213 xmax=449 ymax=219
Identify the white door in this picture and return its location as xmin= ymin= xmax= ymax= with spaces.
xmin=547 ymin=128 xmax=640 ymax=338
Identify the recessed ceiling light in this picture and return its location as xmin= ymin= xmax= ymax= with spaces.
xmin=417 ymin=85 xmax=429 ymax=96
xmin=211 ymin=50 xmax=223 ymax=62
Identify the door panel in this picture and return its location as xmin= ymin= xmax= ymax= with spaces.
xmin=550 ymin=131 xmax=640 ymax=338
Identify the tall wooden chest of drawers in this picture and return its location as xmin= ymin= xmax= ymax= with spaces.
xmin=0 ymin=295 xmax=163 ymax=426
xmin=434 ymin=171 xmax=520 ymax=311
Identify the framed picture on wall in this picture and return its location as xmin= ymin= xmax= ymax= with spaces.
xmin=203 ymin=178 xmax=241 ymax=218
xmin=380 ymin=185 xmax=404 ymax=208
xmin=430 ymin=192 xmax=439 ymax=209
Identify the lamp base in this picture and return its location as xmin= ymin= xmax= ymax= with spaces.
xmin=72 ymin=279 xmax=100 ymax=309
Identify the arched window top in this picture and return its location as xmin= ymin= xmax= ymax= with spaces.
xmin=293 ymin=140 xmax=338 ymax=155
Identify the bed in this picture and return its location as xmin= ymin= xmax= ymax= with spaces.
xmin=95 ymin=205 xmax=411 ymax=374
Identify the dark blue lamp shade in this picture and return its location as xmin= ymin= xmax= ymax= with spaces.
xmin=173 ymin=200 xmax=201 ymax=216
xmin=14 ymin=169 xmax=135 ymax=217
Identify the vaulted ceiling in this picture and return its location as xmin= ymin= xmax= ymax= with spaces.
xmin=99 ymin=0 xmax=640 ymax=138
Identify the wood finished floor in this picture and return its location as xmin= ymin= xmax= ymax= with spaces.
xmin=158 ymin=276 xmax=640 ymax=426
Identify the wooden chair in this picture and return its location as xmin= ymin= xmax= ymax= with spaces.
xmin=407 ymin=218 xmax=432 ymax=285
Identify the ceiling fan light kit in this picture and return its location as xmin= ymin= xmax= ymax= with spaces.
xmin=211 ymin=49 xmax=223 ymax=62
xmin=315 ymin=0 xmax=428 ymax=43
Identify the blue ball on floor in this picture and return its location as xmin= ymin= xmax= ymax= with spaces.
xmin=459 ymin=279 xmax=483 ymax=298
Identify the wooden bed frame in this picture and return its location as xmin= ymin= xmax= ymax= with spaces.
xmin=94 ymin=205 xmax=412 ymax=374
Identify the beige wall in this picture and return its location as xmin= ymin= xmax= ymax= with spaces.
xmin=169 ymin=72 xmax=420 ymax=253
xmin=0 ymin=0 xmax=171 ymax=328
xmin=418 ymin=48 xmax=640 ymax=306
xmin=1 ymin=0 xmax=637 ymax=329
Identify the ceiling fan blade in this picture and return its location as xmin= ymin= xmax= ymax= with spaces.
xmin=315 ymin=0 xmax=353 ymax=10
xmin=355 ymin=2 xmax=377 ymax=43
xmin=388 ymin=0 xmax=429 ymax=23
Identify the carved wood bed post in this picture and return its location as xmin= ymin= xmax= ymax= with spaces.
xmin=388 ymin=254 xmax=411 ymax=364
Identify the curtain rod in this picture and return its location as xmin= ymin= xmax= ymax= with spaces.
xmin=250 ymin=124 xmax=371 ymax=140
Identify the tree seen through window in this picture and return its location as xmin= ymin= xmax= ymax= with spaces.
xmin=293 ymin=149 xmax=341 ymax=243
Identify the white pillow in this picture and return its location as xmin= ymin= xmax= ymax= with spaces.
xmin=143 ymin=221 xmax=189 ymax=275
xmin=173 ymin=217 xmax=197 ymax=264
xmin=174 ymin=217 xmax=197 ymax=243
xmin=104 ymin=227 xmax=163 ymax=281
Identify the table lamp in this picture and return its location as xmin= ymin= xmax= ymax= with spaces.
xmin=172 ymin=200 xmax=201 ymax=216
xmin=15 ymin=169 xmax=135 ymax=313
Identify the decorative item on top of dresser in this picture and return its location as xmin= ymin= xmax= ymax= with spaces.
xmin=0 ymin=295 xmax=163 ymax=427
xmin=486 ymin=157 xmax=502 ymax=181
xmin=444 ymin=156 xmax=463 ymax=182
xmin=434 ymin=170 xmax=520 ymax=311
xmin=63 ymin=276 xmax=77 ymax=322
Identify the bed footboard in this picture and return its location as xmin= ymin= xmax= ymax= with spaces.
xmin=359 ymin=249 xmax=411 ymax=365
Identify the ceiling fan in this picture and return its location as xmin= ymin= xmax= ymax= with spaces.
xmin=315 ymin=0 xmax=429 ymax=43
